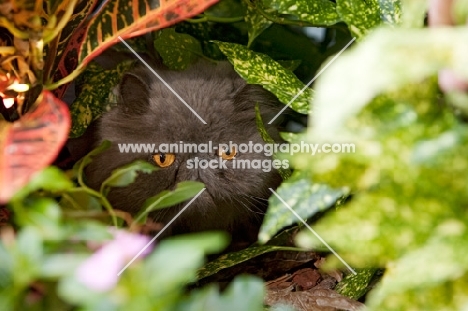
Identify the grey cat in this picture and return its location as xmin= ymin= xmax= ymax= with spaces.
xmin=80 ymin=59 xmax=287 ymax=244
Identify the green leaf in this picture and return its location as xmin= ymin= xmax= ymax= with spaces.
xmin=40 ymin=254 xmax=89 ymax=278
xmin=14 ymin=228 xmax=43 ymax=285
xmin=177 ymin=275 xmax=264 ymax=311
xmin=336 ymin=0 xmax=381 ymax=38
xmin=245 ymin=5 xmax=272 ymax=48
xmin=335 ymin=268 xmax=378 ymax=300
xmin=368 ymin=233 xmax=468 ymax=307
xmin=133 ymin=181 xmax=205 ymax=225
xmin=263 ymin=0 xmax=341 ymax=26
xmin=11 ymin=166 xmax=73 ymax=201
xmin=101 ymin=160 xmax=157 ymax=194
xmin=154 ymin=28 xmax=205 ymax=70
xmin=311 ymin=28 xmax=468 ymax=134
xmin=145 ymin=232 xmax=229 ymax=288
xmin=60 ymin=189 xmax=102 ymax=211
xmin=255 ymin=104 xmax=292 ymax=180
xmin=204 ymin=0 xmax=245 ymax=18
xmin=14 ymin=198 xmax=63 ymax=239
xmin=401 ymin=0 xmax=427 ymax=27
xmin=454 ymin=0 xmax=468 ymax=25
xmin=215 ymin=41 xmax=312 ymax=114
xmin=68 ymin=221 xmax=113 ymax=242
xmin=378 ymin=0 xmax=402 ymax=25
xmin=0 ymin=243 xmax=13 ymax=289
xmin=69 ymin=61 xmax=133 ymax=138
xmin=259 ymin=171 xmax=348 ymax=243
xmin=197 ymin=245 xmax=301 ymax=280
xmin=74 ymin=140 xmax=111 ymax=183
xmin=276 ymin=59 xmax=302 ymax=72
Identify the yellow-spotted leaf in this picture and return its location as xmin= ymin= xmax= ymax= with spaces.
xmin=154 ymin=28 xmax=204 ymax=70
xmin=245 ymin=4 xmax=272 ymax=48
xmin=49 ymin=0 xmax=220 ymax=92
xmin=311 ymin=28 xmax=468 ymax=135
xmin=259 ymin=171 xmax=349 ymax=243
xmin=262 ymin=0 xmax=341 ymax=26
xmin=215 ymin=41 xmax=312 ymax=114
xmin=336 ymin=0 xmax=400 ymax=38
xmin=69 ymin=61 xmax=133 ymax=138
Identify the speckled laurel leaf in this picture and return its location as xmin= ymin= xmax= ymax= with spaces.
xmin=311 ymin=28 xmax=468 ymax=134
xmin=197 ymin=245 xmax=300 ymax=280
xmin=69 ymin=61 xmax=133 ymax=138
xmin=367 ymin=234 xmax=468 ymax=309
xmin=335 ymin=268 xmax=378 ymax=300
xmin=336 ymin=0 xmax=381 ymax=38
xmin=262 ymin=0 xmax=341 ymax=26
xmin=297 ymin=76 xmax=468 ymax=309
xmin=379 ymin=0 xmax=402 ymax=25
xmin=154 ymin=28 xmax=204 ymax=70
xmin=215 ymin=41 xmax=312 ymax=114
xmin=367 ymin=274 xmax=468 ymax=311
xmin=259 ymin=172 xmax=349 ymax=243
xmin=245 ymin=5 xmax=272 ymax=47
xmin=255 ymin=104 xmax=292 ymax=180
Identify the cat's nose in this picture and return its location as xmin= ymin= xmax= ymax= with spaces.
xmin=175 ymin=160 xmax=199 ymax=183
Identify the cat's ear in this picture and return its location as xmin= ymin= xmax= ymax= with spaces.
xmin=118 ymin=70 xmax=150 ymax=114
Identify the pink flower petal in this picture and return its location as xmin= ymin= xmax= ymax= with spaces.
xmin=439 ymin=69 xmax=468 ymax=92
xmin=75 ymin=229 xmax=154 ymax=292
xmin=76 ymin=245 xmax=125 ymax=291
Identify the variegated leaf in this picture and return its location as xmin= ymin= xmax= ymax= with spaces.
xmin=262 ymin=0 xmax=341 ymax=26
xmin=336 ymin=0 xmax=402 ymax=38
xmin=245 ymin=4 xmax=272 ymax=48
xmin=80 ymin=0 xmax=219 ymax=69
xmin=0 ymin=91 xmax=71 ymax=203
xmin=49 ymin=0 xmax=219 ymax=94
xmin=69 ymin=61 xmax=133 ymax=138
xmin=215 ymin=41 xmax=312 ymax=114
xmin=48 ymin=0 xmax=101 ymax=99
xmin=154 ymin=28 xmax=204 ymax=70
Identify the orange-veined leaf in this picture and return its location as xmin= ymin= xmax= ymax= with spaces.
xmin=48 ymin=0 xmax=101 ymax=99
xmin=49 ymin=0 xmax=219 ymax=94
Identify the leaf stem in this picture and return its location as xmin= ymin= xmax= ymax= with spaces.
xmin=0 ymin=17 xmax=29 ymax=39
xmin=45 ymin=65 xmax=83 ymax=90
xmin=67 ymin=187 xmax=118 ymax=227
xmin=43 ymin=0 xmax=79 ymax=44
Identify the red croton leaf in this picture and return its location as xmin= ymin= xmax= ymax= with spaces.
xmin=52 ymin=0 xmax=219 ymax=99
xmin=0 ymin=91 xmax=71 ymax=203
xmin=49 ymin=0 xmax=101 ymax=99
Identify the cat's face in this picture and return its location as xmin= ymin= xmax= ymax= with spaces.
xmin=85 ymin=60 xmax=283 ymax=237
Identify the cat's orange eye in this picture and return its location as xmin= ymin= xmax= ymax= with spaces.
xmin=152 ymin=153 xmax=176 ymax=167
xmin=218 ymin=146 xmax=237 ymax=160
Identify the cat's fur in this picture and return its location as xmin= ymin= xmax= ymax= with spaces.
xmin=83 ymin=59 xmax=285 ymax=243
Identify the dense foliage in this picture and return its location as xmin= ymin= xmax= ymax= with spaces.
xmin=1 ymin=0 xmax=468 ymax=310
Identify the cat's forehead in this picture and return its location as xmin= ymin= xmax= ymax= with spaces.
xmin=140 ymin=94 xmax=258 ymax=143
xmin=113 ymin=60 xmax=262 ymax=143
